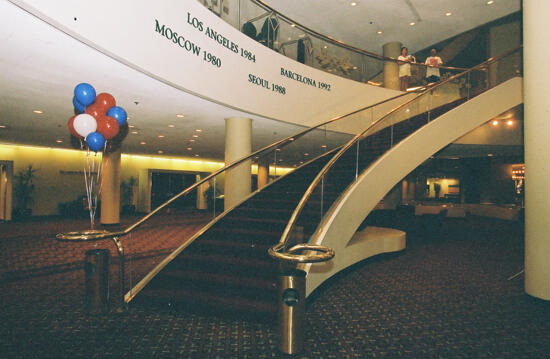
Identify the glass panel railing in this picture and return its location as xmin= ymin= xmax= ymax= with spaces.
xmin=272 ymin=47 xmax=522 ymax=261
xmin=198 ymin=0 xmax=470 ymax=87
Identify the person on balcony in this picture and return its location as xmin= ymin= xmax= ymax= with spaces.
xmin=425 ymin=48 xmax=443 ymax=84
xmin=398 ymin=47 xmax=416 ymax=91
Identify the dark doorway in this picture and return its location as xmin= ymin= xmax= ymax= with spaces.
xmin=151 ymin=171 xmax=197 ymax=210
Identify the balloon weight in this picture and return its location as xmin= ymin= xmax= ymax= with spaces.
xmin=74 ymin=83 xmax=96 ymax=107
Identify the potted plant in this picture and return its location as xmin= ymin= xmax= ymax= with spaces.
xmin=13 ymin=165 xmax=38 ymax=219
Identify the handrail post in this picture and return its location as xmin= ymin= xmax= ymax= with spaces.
xmin=277 ymin=268 xmax=306 ymax=355
xmin=111 ymin=236 xmax=127 ymax=311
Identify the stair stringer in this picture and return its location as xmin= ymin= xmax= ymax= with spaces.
xmin=300 ymin=77 xmax=524 ymax=296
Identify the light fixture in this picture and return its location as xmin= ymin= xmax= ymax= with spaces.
xmin=0 ymin=125 xmax=5 ymax=128
xmin=176 ymin=114 xmax=185 ymax=118
xmin=187 ymin=147 xmax=192 ymax=151
xmin=377 ymin=30 xmax=383 ymax=34
xmin=409 ymin=22 xmax=416 ymax=26
xmin=290 ymin=24 xmax=296 ymax=27
xmin=158 ymin=150 xmax=164 ymax=154
xmin=128 ymin=124 xmax=135 ymax=128
xmin=487 ymin=0 xmax=494 ymax=4
xmin=158 ymin=135 xmax=165 ymax=138
xmin=492 ymin=120 xmax=499 ymax=126
xmin=56 ymin=139 xmax=63 ymax=143
xmin=194 ymin=154 xmax=199 ymax=157
xmin=168 ymin=124 xmax=175 ymax=128
xmin=195 ymin=129 xmax=202 ymax=132
xmin=192 ymin=134 xmax=199 ymax=138
xmin=445 ymin=12 xmax=452 ymax=16
xmin=487 ymin=153 xmax=494 ymax=157
xmin=190 ymin=139 xmax=195 ymax=142
xmin=506 ymin=120 xmax=513 ymax=126
xmin=350 ymin=2 xmax=357 ymax=6
xmin=321 ymin=144 xmax=327 ymax=148
xmin=304 ymin=153 xmax=309 ymax=156
xmin=140 ymin=141 xmax=146 ymax=145
xmin=131 ymin=131 xmax=139 ymax=134
xmin=32 ymin=110 xmax=43 ymax=114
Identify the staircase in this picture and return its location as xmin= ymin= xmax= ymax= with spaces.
xmin=133 ymin=98 xmax=466 ymax=320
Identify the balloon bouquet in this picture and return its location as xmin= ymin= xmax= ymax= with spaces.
xmin=68 ymin=83 xmax=128 ymax=229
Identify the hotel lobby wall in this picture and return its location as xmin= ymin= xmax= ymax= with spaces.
xmin=0 ymin=144 xmax=225 ymax=217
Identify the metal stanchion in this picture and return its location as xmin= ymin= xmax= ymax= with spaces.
xmin=85 ymin=249 xmax=110 ymax=314
xmin=277 ymin=269 xmax=306 ymax=355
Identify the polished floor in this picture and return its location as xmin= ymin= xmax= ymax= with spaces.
xmin=1 ymin=213 xmax=549 ymax=358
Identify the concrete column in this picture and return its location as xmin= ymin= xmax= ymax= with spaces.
xmin=401 ymin=180 xmax=408 ymax=204
xmin=524 ymin=0 xmax=550 ymax=301
xmin=137 ymin=169 xmax=151 ymax=213
xmin=257 ymin=158 xmax=270 ymax=189
xmin=383 ymin=41 xmax=402 ymax=91
xmin=100 ymin=148 xmax=121 ymax=225
xmin=224 ymin=117 xmax=252 ymax=210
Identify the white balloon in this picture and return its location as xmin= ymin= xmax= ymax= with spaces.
xmin=73 ymin=114 xmax=97 ymax=138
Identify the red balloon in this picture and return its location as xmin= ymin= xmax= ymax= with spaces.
xmin=96 ymin=115 xmax=120 ymax=140
xmin=85 ymin=103 xmax=106 ymax=120
xmin=67 ymin=115 xmax=82 ymax=138
xmin=95 ymin=92 xmax=116 ymax=112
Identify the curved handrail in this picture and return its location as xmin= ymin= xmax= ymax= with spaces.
xmin=246 ymin=0 xmax=469 ymax=73
xmin=270 ymin=46 xmax=523 ymax=261
xmin=57 ymin=90 xmax=415 ymax=242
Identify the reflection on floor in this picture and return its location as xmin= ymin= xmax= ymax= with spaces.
xmin=1 ymin=214 xmax=549 ymax=359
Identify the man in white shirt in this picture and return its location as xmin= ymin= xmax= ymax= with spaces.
xmin=425 ymin=48 xmax=443 ymax=84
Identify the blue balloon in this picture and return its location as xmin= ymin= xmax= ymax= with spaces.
xmin=72 ymin=96 xmax=86 ymax=113
xmin=107 ymin=106 xmax=127 ymax=126
xmin=74 ymin=83 xmax=96 ymax=107
xmin=86 ymin=132 xmax=105 ymax=152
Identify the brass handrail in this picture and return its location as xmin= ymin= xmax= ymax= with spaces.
xmin=56 ymin=90 xmax=415 ymax=243
xmin=270 ymin=46 xmax=523 ymax=262
xmin=249 ymin=0 xmax=470 ymax=73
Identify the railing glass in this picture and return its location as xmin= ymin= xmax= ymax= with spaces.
xmin=198 ymin=0 xmax=469 ymax=87
xmin=271 ymin=47 xmax=522 ymax=262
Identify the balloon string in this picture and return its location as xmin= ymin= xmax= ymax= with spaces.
xmin=84 ymin=147 xmax=93 ymax=229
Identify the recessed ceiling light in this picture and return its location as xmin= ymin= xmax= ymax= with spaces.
xmin=190 ymin=139 xmax=195 ymax=142
xmin=445 ymin=12 xmax=452 ymax=16
xmin=195 ymin=129 xmax=202 ymax=132
xmin=290 ymin=24 xmax=296 ymax=27
xmin=409 ymin=22 xmax=416 ymax=26
xmin=128 ymin=124 xmax=135 ymax=128
xmin=192 ymin=134 xmax=199 ymax=138
xmin=507 ymin=120 xmax=513 ymax=126
xmin=350 ymin=2 xmax=357 ymax=6
xmin=377 ymin=30 xmax=383 ymax=34
xmin=176 ymin=114 xmax=185 ymax=118
xmin=194 ymin=154 xmax=199 ymax=157
xmin=321 ymin=144 xmax=327 ymax=148
xmin=131 ymin=131 xmax=138 ymax=134
xmin=56 ymin=139 xmax=63 ymax=143
xmin=492 ymin=120 xmax=499 ymax=126
xmin=323 ymin=45 xmax=327 ymax=49
xmin=168 ymin=124 xmax=175 ymax=128
xmin=187 ymin=147 xmax=192 ymax=150
xmin=140 ymin=141 xmax=146 ymax=145
xmin=298 ymin=34 xmax=305 ymax=38
xmin=488 ymin=153 xmax=494 ymax=157
xmin=158 ymin=135 xmax=165 ymax=138
xmin=0 ymin=125 xmax=5 ymax=128
xmin=158 ymin=150 xmax=164 ymax=154
xmin=32 ymin=110 xmax=43 ymax=114
xmin=304 ymin=153 xmax=309 ymax=156
xmin=127 ymin=116 xmax=131 ymax=120
xmin=487 ymin=0 xmax=494 ymax=4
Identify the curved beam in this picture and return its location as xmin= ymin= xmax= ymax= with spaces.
xmin=302 ymin=77 xmax=524 ymax=296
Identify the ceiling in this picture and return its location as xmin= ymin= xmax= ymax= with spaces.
xmin=0 ymin=0 xmax=521 ymax=162
xmin=261 ymin=0 xmax=521 ymax=54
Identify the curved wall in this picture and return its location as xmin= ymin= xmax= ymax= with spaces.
xmin=9 ymin=0 xmax=403 ymax=127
